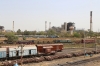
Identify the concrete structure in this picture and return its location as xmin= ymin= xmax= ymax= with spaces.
xmin=49 ymin=22 xmax=51 ymax=29
xmin=67 ymin=22 xmax=75 ymax=31
xmin=52 ymin=26 xmax=62 ymax=32
xmin=69 ymin=26 xmax=74 ymax=35
xmin=61 ymin=25 xmax=64 ymax=30
xmin=45 ymin=21 xmax=47 ymax=32
xmin=0 ymin=26 xmax=5 ymax=32
xmin=64 ymin=22 xmax=67 ymax=31
xmin=51 ymin=22 xmax=75 ymax=33
xmin=90 ymin=11 xmax=92 ymax=32
xmin=5 ymin=30 xmax=12 ymax=32
xmin=13 ymin=21 xmax=14 ymax=32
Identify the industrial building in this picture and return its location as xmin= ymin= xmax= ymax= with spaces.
xmin=51 ymin=22 xmax=75 ymax=34
xmin=0 ymin=26 xmax=5 ymax=32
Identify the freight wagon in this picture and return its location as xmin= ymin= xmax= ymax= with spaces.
xmin=18 ymin=46 xmax=37 ymax=57
xmin=36 ymin=44 xmax=63 ymax=55
xmin=0 ymin=43 xmax=63 ymax=59
xmin=72 ymin=39 xmax=95 ymax=44
xmin=0 ymin=48 xmax=7 ymax=60
xmin=54 ymin=39 xmax=73 ymax=43
xmin=81 ymin=39 xmax=95 ymax=44
xmin=16 ymin=40 xmax=34 ymax=44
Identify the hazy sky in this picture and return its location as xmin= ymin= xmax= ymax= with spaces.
xmin=0 ymin=0 xmax=100 ymax=32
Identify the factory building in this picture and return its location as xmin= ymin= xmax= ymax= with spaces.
xmin=67 ymin=22 xmax=75 ymax=31
xmin=51 ymin=22 xmax=75 ymax=34
xmin=52 ymin=26 xmax=62 ymax=32
xmin=0 ymin=26 xmax=5 ymax=32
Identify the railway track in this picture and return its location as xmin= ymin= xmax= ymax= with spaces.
xmin=2 ymin=51 xmax=100 ymax=66
xmin=58 ymin=56 xmax=100 ymax=66
xmin=1 ymin=49 xmax=100 ymax=66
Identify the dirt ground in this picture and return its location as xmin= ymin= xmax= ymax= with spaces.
xmin=20 ymin=54 xmax=100 ymax=66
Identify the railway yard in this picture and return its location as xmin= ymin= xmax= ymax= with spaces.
xmin=0 ymin=38 xmax=100 ymax=66
xmin=0 ymin=0 xmax=100 ymax=66
xmin=1 ymin=47 xmax=100 ymax=66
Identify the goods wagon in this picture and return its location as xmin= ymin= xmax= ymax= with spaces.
xmin=81 ymin=39 xmax=95 ymax=44
xmin=47 ymin=35 xmax=59 ymax=38
xmin=0 ymin=43 xmax=63 ymax=60
xmin=51 ymin=44 xmax=63 ymax=52
xmin=16 ymin=40 xmax=34 ymax=44
xmin=8 ymin=47 xmax=20 ymax=57
xmin=54 ymin=39 xmax=72 ymax=43
xmin=2 ymin=46 xmax=20 ymax=58
xmin=0 ymin=48 xmax=7 ymax=59
xmin=18 ymin=45 xmax=37 ymax=56
xmin=1 ymin=45 xmax=37 ymax=58
xmin=36 ymin=44 xmax=63 ymax=55
xmin=36 ymin=44 xmax=55 ymax=55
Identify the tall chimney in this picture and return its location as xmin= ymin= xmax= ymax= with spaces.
xmin=90 ymin=11 xmax=92 ymax=31
xmin=13 ymin=21 xmax=14 ymax=32
xmin=49 ymin=22 xmax=51 ymax=29
xmin=45 ymin=21 xmax=47 ymax=31
xmin=64 ymin=22 xmax=67 ymax=31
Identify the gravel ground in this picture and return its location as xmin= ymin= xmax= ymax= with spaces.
xmin=18 ymin=48 xmax=100 ymax=66
xmin=21 ymin=54 xmax=100 ymax=66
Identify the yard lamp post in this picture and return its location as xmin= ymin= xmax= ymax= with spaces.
xmin=14 ymin=47 xmax=20 ymax=66
xmin=83 ymin=29 xmax=86 ymax=58
xmin=18 ymin=44 xmax=24 ymax=66
xmin=95 ymin=43 xmax=97 ymax=54
xmin=14 ymin=47 xmax=19 ymax=59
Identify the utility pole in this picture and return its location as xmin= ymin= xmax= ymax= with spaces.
xmin=13 ymin=21 xmax=14 ymax=32
xmin=95 ymin=31 xmax=97 ymax=54
xmin=95 ymin=43 xmax=97 ymax=54
xmin=83 ymin=29 xmax=86 ymax=58
xmin=20 ymin=44 xmax=24 ymax=66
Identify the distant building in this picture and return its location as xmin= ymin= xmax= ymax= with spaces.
xmin=5 ymin=30 xmax=12 ymax=32
xmin=51 ymin=22 xmax=75 ymax=33
xmin=0 ymin=26 xmax=5 ymax=32
xmin=52 ymin=26 xmax=62 ymax=32
xmin=67 ymin=22 xmax=75 ymax=31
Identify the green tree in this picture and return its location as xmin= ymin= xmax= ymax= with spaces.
xmin=23 ymin=30 xmax=30 ymax=35
xmin=17 ymin=29 xmax=22 ymax=35
xmin=77 ymin=31 xmax=84 ymax=38
xmin=0 ymin=32 xmax=3 ymax=35
xmin=37 ymin=31 xmax=46 ymax=35
xmin=5 ymin=32 xmax=18 ymax=44
xmin=47 ymin=29 xmax=56 ymax=35
xmin=23 ymin=36 xmax=26 ymax=40
xmin=30 ymin=31 xmax=37 ymax=35
xmin=73 ymin=32 xmax=81 ymax=38
xmin=87 ymin=31 xmax=95 ymax=38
